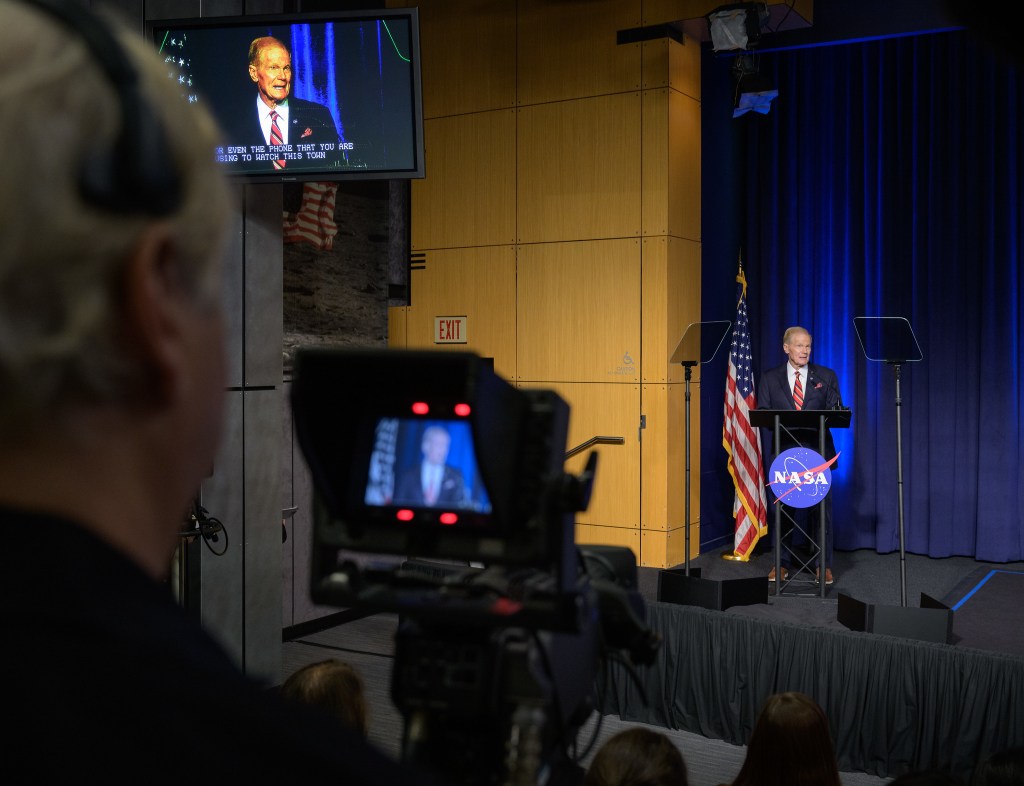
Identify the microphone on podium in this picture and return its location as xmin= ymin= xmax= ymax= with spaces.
xmin=807 ymin=369 xmax=848 ymax=411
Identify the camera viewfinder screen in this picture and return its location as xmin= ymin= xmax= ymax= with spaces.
xmin=364 ymin=418 xmax=492 ymax=513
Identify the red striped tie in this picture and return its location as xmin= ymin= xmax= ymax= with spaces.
xmin=793 ymin=370 xmax=804 ymax=410
xmin=270 ymin=110 xmax=285 ymax=169
xmin=424 ymin=476 xmax=438 ymax=505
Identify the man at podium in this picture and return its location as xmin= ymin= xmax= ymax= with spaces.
xmin=757 ymin=326 xmax=844 ymax=586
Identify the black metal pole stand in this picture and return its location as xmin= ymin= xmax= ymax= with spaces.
xmin=683 ymin=362 xmax=695 ymax=576
xmin=892 ymin=362 xmax=908 ymax=606
xmin=773 ymin=414 xmax=782 ymax=596
xmin=817 ymin=413 xmax=827 ymax=599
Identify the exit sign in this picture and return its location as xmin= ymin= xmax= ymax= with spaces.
xmin=434 ymin=316 xmax=468 ymax=344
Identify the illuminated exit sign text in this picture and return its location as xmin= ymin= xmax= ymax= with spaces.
xmin=434 ymin=316 xmax=468 ymax=344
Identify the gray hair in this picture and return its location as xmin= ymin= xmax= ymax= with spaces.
xmin=248 ymin=36 xmax=289 ymax=68
xmin=783 ymin=326 xmax=811 ymax=345
xmin=0 ymin=2 xmax=231 ymax=439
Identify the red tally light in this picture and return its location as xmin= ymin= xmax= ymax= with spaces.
xmin=439 ymin=512 xmax=458 ymax=525
xmin=396 ymin=509 xmax=415 ymax=521
xmin=454 ymin=403 xmax=471 ymax=417
xmin=411 ymin=402 xmax=430 ymax=415
xmin=491 ymin=597 xmax=523 ymax=616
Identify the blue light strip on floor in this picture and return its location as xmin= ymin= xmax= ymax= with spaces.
xmin=951 ymin=569 xmax=1024 ymax=611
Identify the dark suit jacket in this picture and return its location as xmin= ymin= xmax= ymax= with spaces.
xmin=393 ymin=464 xmax=467 ymax=507
xmin=756 ymin=362 xmax=842 ymax=462
xmin=225 ymin=96 xmax=343 ymax=171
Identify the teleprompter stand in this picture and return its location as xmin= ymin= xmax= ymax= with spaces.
xmin=657 ymin=320 xmax=767 ymax=612
xmin=749 ymin=408 xmax=851 ymax=600
xmin=835 ymin=317 xmax=952 ymax=643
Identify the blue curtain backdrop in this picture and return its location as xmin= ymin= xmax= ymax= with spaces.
xmin=290 ymin=23 xmax=346 ymax=142
xmin=702 ymin=30 xmax=1023 ymax=562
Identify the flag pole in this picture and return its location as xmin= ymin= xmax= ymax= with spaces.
xmin=720 ymin=253 xmax=768 ymax=562
xmin=720 ymin=251 xmax=745 ymax=556
xmin=722 ymin=252 xmax=746 ymax=561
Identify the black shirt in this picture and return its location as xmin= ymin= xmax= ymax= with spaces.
xmin=0 ymin=505 xmax=445 ymax=784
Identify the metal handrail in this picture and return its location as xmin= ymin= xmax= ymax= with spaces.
xmin=564 ymin=435 xmax=625 ymax=460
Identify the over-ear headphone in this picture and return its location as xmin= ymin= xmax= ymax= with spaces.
xmin=20 ymin=0 xmax=182 ymax=215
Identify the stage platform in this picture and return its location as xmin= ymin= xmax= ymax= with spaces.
xmin=597 ymin=547 xmax=1024 ymax=782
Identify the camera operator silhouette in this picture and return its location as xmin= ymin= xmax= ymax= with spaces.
xmin=394 ymin=425 xmax=467 ymax=507
xmin=0 ymin=3 xmax=439 ymax=783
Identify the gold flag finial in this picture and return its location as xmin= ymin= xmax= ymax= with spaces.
xmin=736 ymin=251 xmax=747 ymax=300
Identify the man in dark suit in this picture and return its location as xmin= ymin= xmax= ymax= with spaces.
xmin=230 ymin=36 xmax=342 ymax=170
xmin=394 ymin=425 xmax=468 ymax=507
xmin=757 ymin=326 xmax=843 ymax=586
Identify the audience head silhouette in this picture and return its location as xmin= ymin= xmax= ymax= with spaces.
xmin=729 ymin=691 xmax=840 ymax=786
xmin=583 ymin=726 xmax=689 ymax=786
xmin=972 ymin=747 xmax=1024 ymax=786
xmin=280 ymin=659 xmax=369 ymax=738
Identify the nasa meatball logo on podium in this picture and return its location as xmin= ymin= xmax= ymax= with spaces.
xmin=767 ymin=447 xmax=838 ymax=508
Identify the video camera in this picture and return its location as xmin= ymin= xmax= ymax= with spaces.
xmin=290 ymin=348 xmax=660 ymax=785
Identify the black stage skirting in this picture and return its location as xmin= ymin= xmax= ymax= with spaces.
xmin=596 ymin=549 xmax=1024 ymax=782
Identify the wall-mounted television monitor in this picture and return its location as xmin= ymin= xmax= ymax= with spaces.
xmin=150 ymin=8 xmax=424 ymax=182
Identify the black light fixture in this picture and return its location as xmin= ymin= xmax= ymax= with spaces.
xmin=732 ymin=54 xmax=777 ymax=117
xmin=706 ymin=2 xmax=769 ymax=52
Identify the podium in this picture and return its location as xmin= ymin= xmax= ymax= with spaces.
xmin=749 ymin=408 xmax=851 ymax=599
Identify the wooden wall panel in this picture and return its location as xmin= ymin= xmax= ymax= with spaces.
xmin=411 ymin=110 xmax=516 ymax=250
xmin=517 ymin=94 xmax=642 ymax=244
xmin=640 ymin=35 xmax=699 ymax=98
xmin=517 ymin=239 xmax=641 ymax=383
xmin=403 ymin=0 xmax=706 ymax=567
xmin=642 ymin=88 xmax=670 ymax=237
xmin=576 ymin=523 xmax=641 ymax=559
xmin=642 ymin=383 xmax=669 ymax=531
xmin=387 ymin=305 xmax=408 ymax=348
xmin=639 ymin=0 xmax=704 ymax=25
xmin=414 ymin=0 xmax=516 ymax=119
xmin=641 ymin=85 xmax=700 ymax=241
xmin=517 ymin=0 xmax=642 ymax=106
xmin=643 ymin=236 xmax=700 ymax=383
xmin=670 ymin=85 xmax=702 ymax=242
xmin=640 ymin=382 xmax=696 ymax=530
xmin=403 ymin=246 xmax=518 ymax=380
xmin=645 ymin=524 xmax=698 ymax=569
xmin=524 ymin=381 xmax=640 ymax=528
xmin=670 ymin=34 xmax=702 ymax=100
xmin=641 ymin=38 xmax=669 ymax=91
xmin=641 ymin=239 xmax=669 ymax=385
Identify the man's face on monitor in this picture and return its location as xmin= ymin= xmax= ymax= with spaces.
xmin=422 ymin=429 xmax=451 ymax=466
xmin=251 ymin=44 xmax=292 ymax=107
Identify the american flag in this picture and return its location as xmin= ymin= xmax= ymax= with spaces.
xmin=722 ymin=265 xmax=767 ymax=559
xmin=157 ymin=31 xmax=199 ymax=106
